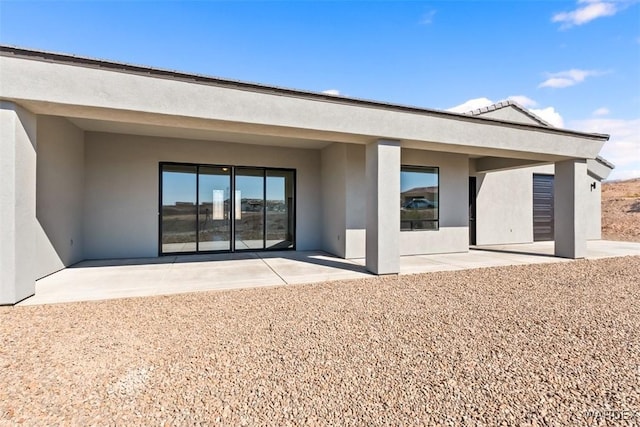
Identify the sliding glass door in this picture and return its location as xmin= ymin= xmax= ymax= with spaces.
xmin=266 ymin=170 xmax=295 ymax=249
xmin=161 ymin=165 xmax=198 ymax=253
xmin=235 ymin=168 xmax=265 ymax=250
xmin=160 ymin=163 xmax=294 ymax=255
xmin=198 ymin=166 xmax=232 ymax=251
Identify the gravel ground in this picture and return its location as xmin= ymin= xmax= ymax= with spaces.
xmin=1 ymin=257 xmax=639 ymax=426
xmin=602 ymin=178 xmax=640 ymax=243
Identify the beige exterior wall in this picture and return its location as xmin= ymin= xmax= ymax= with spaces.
xmin=83 ymin=132 xmax=322 ymax=259
xmin=36 ymin=116 xmax=85 ymax=279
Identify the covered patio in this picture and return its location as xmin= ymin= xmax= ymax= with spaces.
xmin=0 ymin=46 xmax=611 ymax=305
xmin=20 ymin=240 xmax=640 ymax=306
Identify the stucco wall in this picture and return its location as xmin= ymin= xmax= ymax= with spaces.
xmin=474 ymin=163 xmax=602 ymax=245
xmin=84 ymin=133 xmax=322 ymax=259
xmin=473 ymin=165 xmax=551 ymax=245
xmin=321 ymin=143 xmax=347 ymax=258
xmin=1 ymin=102 xmax=37 ymax=304
xmin=399 ymin=149 xmax=469 ymax=255
xmin=36 ymin=116 xmax=85 ymax=279
xmin=323 ymin=145 xmax=469 ymax=258
xmin=1 ymin=54 xmax=606 ymax=160
xmin=586 ymin=174 xmax=602 ymax=240
xmin=344 ymin=144 xmax=367 ymax=258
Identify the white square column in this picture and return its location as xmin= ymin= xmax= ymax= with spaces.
xmin=366 ymin=139 xmax=400 ymax=274
xmin=554 ymin=159 xmax=587 ymax=259
xmin=1 ymin=102 xmax=37 ymax=304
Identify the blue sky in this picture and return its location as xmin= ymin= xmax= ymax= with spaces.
xmin=1 ymin=0 xmax=638 ymax=179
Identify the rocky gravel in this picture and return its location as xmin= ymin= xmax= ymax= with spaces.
xmin=1 ymin=256 xmax=639 ymax=426
xmin=602 ymin=178 xmax=640 ymax=243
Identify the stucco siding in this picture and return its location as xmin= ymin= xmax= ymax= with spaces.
xmin=474 ymin=166 xmax=547 ymax=245
xmin=399 ymin=149 xmax=469 ymax=255
xmin=0 ymin=102 xmax=37 ymax=304
xmin=586 ymin=175 xmax=602 ymax=240
xmin=84 ymin=133 xmax=322 ymax=260
xmin=474 ymin=164 xmax=602 ymax=245
xmin=36 ymin=116 xmax=85 ymax=279
xmin=320 ymin=143 xmax=347 ymax=258
xmin=1 ymin=54 xmax=606 ymax=160
xmin=345 ymin=144 xmax=367 ymax=259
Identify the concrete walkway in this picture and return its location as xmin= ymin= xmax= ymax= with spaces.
xmin=19 ymin=240 xmax=640 ymax=306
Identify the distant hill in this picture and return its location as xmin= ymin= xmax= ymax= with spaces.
xmin=602 ymin=178 xmax=640 ymax=242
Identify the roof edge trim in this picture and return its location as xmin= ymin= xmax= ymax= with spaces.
xmin=0 ymin=45 xmax=609 ymax=142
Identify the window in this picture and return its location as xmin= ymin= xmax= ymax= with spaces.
xmin=160 ymin=163 xmax=295 ymax=254
xmin=400 ymin=166 xmax=439 ymax=231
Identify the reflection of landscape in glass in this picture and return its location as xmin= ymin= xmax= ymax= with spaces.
xmin=235 ymin=170 xmax=264 ymax=249
xmin=266 ymin=171 xmax=294 ymax=249
xmin=198 ymin=167 xmax=231 ymax=251
xmin=162 ymin=166 xmax=198 ymax=252
xmin=161 ymin=165 xmax=294 ymax=253
xmin=400 ymin=167 xmax=439 ymax=231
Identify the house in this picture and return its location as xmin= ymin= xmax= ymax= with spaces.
xmin=0 ymin=46 xmax=612 ymax=304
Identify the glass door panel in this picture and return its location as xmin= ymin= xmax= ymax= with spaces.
xmin=266 ymin=170 xmax=294 ymax=249
xmin=198 ymin=166 xmax=231 ymax=251
xmin=161 ymin=164 xmax=197 ymax=253
xmin=235 ymin=168 xmax=265 ymax=250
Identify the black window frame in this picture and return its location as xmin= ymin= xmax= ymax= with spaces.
xmin=158 ymin=162 xmax=296 ymax=256
xmin=400 ymin=165 xmax=440 ymax=231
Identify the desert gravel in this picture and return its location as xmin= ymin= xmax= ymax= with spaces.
xmin=1 ymin=256 xmax=639 ymax=426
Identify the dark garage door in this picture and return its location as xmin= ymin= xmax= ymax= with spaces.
xmin=533 ymin=174 xmax=554 ymax=241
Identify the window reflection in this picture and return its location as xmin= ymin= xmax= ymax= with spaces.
xmin=161 ymin=164 xmax=295 ymax=254
xmin=161 ymin=165 xmax=197 ymax=252
xmin=400 ymin=166 xmax=439 ymax=231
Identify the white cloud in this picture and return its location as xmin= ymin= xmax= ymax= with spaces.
xmin=507 ymin=95 xmax=538 ymax=107
xmin=538 ymin=69 xmax=605 ymax=89
xmin=420 ymin=10 xmax=437 ymax=25
xmin=570 ymin=117 xmax=640 ymax=180
xmin=552 ymin=0 xmax=619 ymax=29
xmin=592 ymin=107 xmax=610 ymax=116
xmin=530 ymin=107 xmax=565 ymax=128
xmin=446 ymin=97 xmax=494 ymax=113
xmin=322 ymin=89 xmax=341 ymax=96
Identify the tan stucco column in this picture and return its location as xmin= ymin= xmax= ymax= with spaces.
xmin=366 ymin=139 xmax=400 ymax=274
xmin=0 ymin=101 xmax=37 ymax=304
xmin=554 ymin=159 xmax=587 ymax=259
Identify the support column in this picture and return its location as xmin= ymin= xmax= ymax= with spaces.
xmin=554 ymin=159 xmax=587 ymax=259
xmin=366 ymin=139 xmax=400 ymax=274
xmin=1 ymin=102 xmax=37 ymax=304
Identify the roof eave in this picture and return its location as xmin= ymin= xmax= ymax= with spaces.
xmin=0 ymin=44 xmax=610 ymax=142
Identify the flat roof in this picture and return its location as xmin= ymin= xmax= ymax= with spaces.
xmin=0 ymin=45 xmax=609 ymax=142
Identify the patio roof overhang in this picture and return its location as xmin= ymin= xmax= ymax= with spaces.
xmin=0 ymin=46 xmax=609 ymax=162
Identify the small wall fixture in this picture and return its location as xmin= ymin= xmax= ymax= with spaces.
xmin=590 ymin=182 xmax=597 ymax=191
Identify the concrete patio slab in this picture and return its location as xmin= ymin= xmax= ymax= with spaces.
xmin=18 ymin=241 xmax=640 ymax=306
